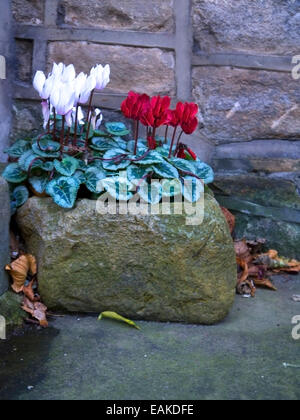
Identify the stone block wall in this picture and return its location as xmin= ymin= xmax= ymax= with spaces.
xmin=4 ymin=0 xmax=300 ymax=256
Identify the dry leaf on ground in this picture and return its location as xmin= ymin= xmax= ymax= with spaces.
xmin=5 ymin=254 xmax=37 ymax=294
xmin=22 ymin=297 xmax=48 ymax=328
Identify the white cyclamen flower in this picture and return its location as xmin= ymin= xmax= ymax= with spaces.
xmin=72 ymin=106 xmax=85 ymax=126
xmin=74 ymin=72 xmax=88 ymax=104
xmin=78 ymin=74 xmax=96 ymax=104
xmin=91 ymin=108 xmax=103 ymax=130
xmin=50 ymin=81 xmax=76 ymax=126
xmin=41 ymin=100 xmax=50 ymax=130
xmin=51 ymin=62 xmax=65 ymax=78
xmin=61 ymin=64 xmax=76 ymax=84
xmin=33 ymin=71 xmax=56 ymax=100
xmin=90 ymin=64 xmax=110 ymax=91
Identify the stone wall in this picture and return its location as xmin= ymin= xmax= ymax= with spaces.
xmin=6 ymin=0 xmax=300 ymax=256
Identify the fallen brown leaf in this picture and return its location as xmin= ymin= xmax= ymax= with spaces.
xmin=5 ymin=254 xmax=37 ymax=294
xmin=22 ymin=297 xmax=48 ymax=328
xmin=253 ymin=278 xmax=277 ymax=291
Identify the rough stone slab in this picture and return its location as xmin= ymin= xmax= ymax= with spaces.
xmin=59 ymin=0 xmax=174 ymax=32
xmin=48 ymin=42 xmax=176 ymax=96
xmin=192 ymin=0 xmax=300 ymax=55
xmin=0 ymin=177 xmax=10 ymax=296
xmin=16 ymin=196 xmax=237 ymax=325
xmin=233 ymin=213 xmax=300 ymax=260
xmin=213 ymin=175 xmax=300 ymax=212
xmin=12 ymin=0 xmax=44 ymax=25
xmin=192 ymin=67 xmax=300 ymax=144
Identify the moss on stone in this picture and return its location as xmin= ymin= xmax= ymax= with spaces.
xmin=0 ymin=291 xmax=24 ymax=327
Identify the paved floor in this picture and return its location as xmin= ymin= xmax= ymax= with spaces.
xmin=0 ymin=275 xmax=299 ymax=400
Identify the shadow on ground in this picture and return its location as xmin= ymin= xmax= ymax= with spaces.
xmin=0 ymin=275 xmax=299 ymax=400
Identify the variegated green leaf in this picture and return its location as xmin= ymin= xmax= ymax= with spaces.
xmin=169 ymin=158 xmax=195 ymax=174
xmin=152 ymin=161 xmax=179 ymax=179
xmin=46 ymin=176 xmax=80 ymax=209
xmin=138 ymin=181 xmax=162 ymax=204
xmin=101 ymin=176 xmax=134 ymax=201
xmin=18 ymin=150 xmax=44 ymax=172
xmin=161 ymin=179 xmax=182 ymax=198
xmin=2 ymin=163 xmax=27 ymax=183
xmin=85 ymin=167 xmax=107 ymax=193
xmin=29 ymin=173 xmax=49 ymax=194
xmin=54 ymin=156 xmax=79 ymax=177
xmin=102 ymin=149 xmax=130 ymax=171
xmin=5 ymin=140 xmax=31 ymax=158
xmin=105 ymin=122 xmax=130 ymax=137
xmin=11 ymin=185 xmax=29 ymax=207
xmin=127 ymin=165 xmax=152 ymax=186
xmin=182 ymin=176 xmax=204 ymax=203
xmin=32 ymin=137 xmax=61 ymax=158
xmin=193 ymin=160 xmax=215 ymax=184
xmin=135 ymin=151 xmax=165 ymax=166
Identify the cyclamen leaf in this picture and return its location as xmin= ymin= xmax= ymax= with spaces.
xmin=29 ymin=173 xmax=49 ymax=194
xmin=41 ymin=161 xmax=54 ymax=172
xmin=54 ymin=156 xmax=79 ymax=177
xmin=169 ymin=158 xmax=195 ymax=174
xmin=138 ymin=181 xmax=162 ymax=204
xmin=46 ymin=177 xmax=80 ymax=209
xmin=193 ymin=160 xmax=215 ymax=184
xmin=18 ymin=150 xmax=44 ymax=172
xmin=85 ymin=167 xmax=107 ymax=193
xmin=73 ymin=170 xmax=86 ymax=185
xmin=5 ymin=140 xmax=31 ymax=158
xmin=135 ymin=151 xmax=165 ymax=166
xmin=152 ymin=161 xmax=179 ymax=179
xmin=102 ymin=149 xmax=130 ymax=171
xmin=127 ymin=165 xmax=152 ymax=186
xmin=182 ymin=176 xmax=204 ymax=203
xmin=32 ymin=138 xmax=60 ymax=158
xmin=91 ymin=137 xmax=119 ymax=152
xmin=101 ymin=176 xmax=134 ymax=201
xmin=161 ymin=179 xmax=182 ymax=198
xmin=11 ymin=185 xmax=29 ymax=207
xmin=127 ymin=139 xmax=148 ymax=154
xmin=105 ymin=122 xmax=130 ymax=137
xmin=98 ymin=311 xmax=141 ymax=330
xmin=2 ymin=163 xmax=27 ymax=183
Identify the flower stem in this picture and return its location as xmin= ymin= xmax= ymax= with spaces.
xmin=174 ymin=130 xmax=184 ymax=156
xmin=73 ymin=104 xmax=79 ymax=147
xmin=60 ymin=115 xmax=65 ymax=159
xmin=168 ymin=126 xmax=178 ymax=158
xmin=134 ymin=120 xmax=139 ymax=155
xmin=164 ymin=126 xmax=169 ymax=144
xmin=85 ymin=90 xmax=95 ymax=150
xmin=53 ymin=109 xmax=57 ymax=141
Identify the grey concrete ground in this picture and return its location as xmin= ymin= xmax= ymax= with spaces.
xmin=0 ymin=274 xmax=299 ymax=400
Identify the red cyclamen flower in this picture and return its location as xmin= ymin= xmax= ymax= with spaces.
xmin=121 ymin=91 xmax=150 ymax=120
xmin=140 ymin=96 xmax=171 ymax=128
xmin=181 ymin=103 xmax=199 ymax=135
xmin=168 ymin=102 xmax=185 ymax=127
xmin=147 ymin=136 xmax=157 ymax=150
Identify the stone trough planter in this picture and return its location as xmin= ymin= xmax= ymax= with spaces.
xmin=17 ymin=195 xmax=237 ymax=324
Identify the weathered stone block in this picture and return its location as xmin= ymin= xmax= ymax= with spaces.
xmin=10 ymin=100 xmax=43 ymax=142
xmin=59 ymin=0 xmax=174 ymax=32
xmin=15 ymin=39 xmax=33 ymax=82
xmin=192 ymin=67 xmax=300 ymax=144
xmin=48 ymin=42 xmax=176 ymax=96
xmin=12 ymin=0 xmax=44 ymax=25
xmin=192 ymin=0 xmax=300 ymax=55
xmin=0 ymin=177 xmax=10 ymax=296
xmin=16 ymin=196 xmax=237 ymax=325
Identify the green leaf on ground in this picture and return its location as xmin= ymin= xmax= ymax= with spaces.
xmin=98 ymin=311 xmax=141 ymax=330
